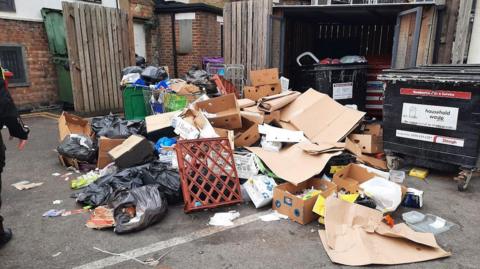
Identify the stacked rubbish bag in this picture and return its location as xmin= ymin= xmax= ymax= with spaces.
xmin=54 ymin=65 xmax=452 ymax=267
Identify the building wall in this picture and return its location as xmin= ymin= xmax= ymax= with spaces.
xmin=150 ymin=11 xmax=222 ymax=78
xmin=0 ymin=18 xmax=58 ymax=108
xmin=0 ymin=0 xmax=117 ymax=21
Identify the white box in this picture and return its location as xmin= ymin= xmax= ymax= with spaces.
xmin=243 ymin=175 xmax=277 ymax=208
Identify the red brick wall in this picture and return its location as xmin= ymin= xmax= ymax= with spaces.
xmin=150 ymin=11 xmax=222 ymax=78
xmin=0 ymin=19 xmax=58 ymax=109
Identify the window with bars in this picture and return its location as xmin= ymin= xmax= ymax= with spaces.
xmin=0 ymin=0 xmax=15 ymax=12
xmin=0 ymin=45 xmax=28 ymax=86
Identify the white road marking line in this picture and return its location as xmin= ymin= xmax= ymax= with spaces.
xmin=74 ymin=211 xmax=268 ymax=269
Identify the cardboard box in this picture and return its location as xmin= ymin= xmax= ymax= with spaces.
xmin=145 ymin=111 xmax=179 ymax=134
xmin=195 ymin=93 xmax=242 ymax=129
xmin=234 ymin=117 xmax=260 ymax=147
xmin=250 ymin=68 xmax=279 ymax=86
xmin=237 ymin=98 xmax=256 ymax=109
xmin=58 ymin=112 xmax=92 ymax=141
xmin=280 ymin=89 xmax=365 ymax=143
xmin=243 ymin=175 xmax=277 ymax=208
xmin=244 ymin=83 xmax=281 ymax=101
xmin=272 ymin=178 xmax=336 ymax=225
xmin=333 ymin=163 xmax=376 ymax=193
xmin=97 ymin=137 xmax=126 ymax=169
xmin=348 ymin=134 xmax=383 ymax=154
xmin=108 ymin=135 xmax=154 ymax=169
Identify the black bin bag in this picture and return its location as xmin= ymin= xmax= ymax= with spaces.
xmin=112 ymin=185 xmax=168 ymax=234
xmin=57 ymin=134 xmax=97 ymax=163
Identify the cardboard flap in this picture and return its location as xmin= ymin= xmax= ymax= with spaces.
xmin=280 ymin=89 xmax=365 ymax=143
xmin=346 ymin=138 xmax=387 ymax=170
xmin=297 ymin=141 xmax=345 ymax=155
xmin=257 ymin=91 xmax=301 ymax=112
xmin=319 ymin=197 xmax=451 ymax=266
xmin=145 ymin=111 xmax=180 ymax=133
xmin=108 ymin=135 xmax=145 ymax=159
xmin=246 ymin=144 xmax=340 ymax=185
xmin=237 ymin=98 xmax=256 ymax=109
xmin=250 ymin=68 xmax=279 ymax=86
xmin=58 ymin=112 xmax=92 ymax=141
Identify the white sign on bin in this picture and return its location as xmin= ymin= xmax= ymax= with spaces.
xmin=332 ymin=82 xmax=353 ymax=100
xmin=401 ymin=103 xmax=459 ymax=130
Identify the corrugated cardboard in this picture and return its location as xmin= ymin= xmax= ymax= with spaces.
xmin=257 ymin=91 xmax=300 ymax=112
xmin=97 ymin=137 xmax=125 ymax=169
xmin=272 ymin=178 xmax=336 ymax=225
xmin=348 ymin=133 xmax=383 ymax=154
xmin=345 ymin=138 xmax=387 ymax=170
xmin=58 ymin=112 xmax=92 ymax=141
xmin=280 ymin=89 xmax=365 ymax=143
xmin=234 ymin=117 xmax=260 ymax=147
xmin=250 ymin=68 xmax=279 ymax=86
xmin=244 ymin=84 xmax=281 ymax=101
xmin=319 ymin=197 xmax=451 ymax=266
xmin=170 ymin=80 xmax=201 ymax=95
xmin=108 ymin=135 xmax=154 ymax=169
xmin=332 ymin=163 xmax=376 ymax=193
xmin=237 ymin=98 xmax=256 ymax=109
xmin=195 ymin=93 xmax=242 ymax=129
xmin=145 ymin=111 xmax=179 ymax=133
xmin=247 ymin=144 xmax=341 ymax=185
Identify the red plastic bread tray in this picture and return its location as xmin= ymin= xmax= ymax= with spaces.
xmin=212 ymin=74 xmax=240 ymax=98
xmin=175 ymin=138 xmax=243 ymax=213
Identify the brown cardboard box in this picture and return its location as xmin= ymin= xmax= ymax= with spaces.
xmin=272 ymin=178 xmax=336 ymax=225
xmin=97 ymin=137 xmax=126 ymax=169
xmin=108 ymin=135 xmax=154 ymax=169
xmin=250 ymin=68 xmax=279 ymax=86
xmin=234 ymin=117 xmax=260 ymax=147
xmin=145 ymin=111 xmax=179 ymax=133
xmin=237 ymin=98 xmax=256 ymax=109
xmin=58 ymin=112 xmax=92 ymax=141
xmin=244 ymin=83 xmax=281 ymax=101
xmin=348 ymin=134 xmax=383 ymax=154
xmin=195 ymin=93 xmax=242 ymax=129
xmin=333 ymin=163 xmax=376 ymax=193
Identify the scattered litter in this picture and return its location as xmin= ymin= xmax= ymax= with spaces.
xmin=86 ymin=206 xmax=115 ymax=229
xmin=359 ymin=176 xmax=402 ymax=213
xmin=208 ymin=211 xmax=240 ymax=226
xmin=402 ymin=188 xmax=424 ymax=208
xmin=259 ymin=211 xmax=288 ymax=222
xmin=61 ymin=209 xmax=88 ymax=217
xmin=389 ymin=169 xmax=405 ymax=183
xmin=52 ymin=173 xmax=61 ymax=177
xmin=61 ymin=172 xmax=73 ymax=178
xmin=53 ymin=200 xmax=63 ymax=205
xmin=243 ymin=175 xmax=277 ymax=208
xmin=71 ymin=170 xmax=101 ymax=189
xmin=12 ymin=181 xmax=44 ymax=190
xmin=52 ymin=252 xmax=62 ymax=257
xmin=43 ymin=209 xmax=65 ymax=217
xmin=402 ymin=211 xmax=455 ymax=235
xmin=409 ymin=167 xmax=429 ymax=179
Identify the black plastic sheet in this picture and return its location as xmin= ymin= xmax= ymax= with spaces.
xmin=91 ymin=114 xmax=145 ymax=138
xmin=57 ymin=134 xmax=97 ymax=163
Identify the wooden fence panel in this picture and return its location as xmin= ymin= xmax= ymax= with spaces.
xmin=63 ymin=2 xmax=134 ymax=113
xmin=224 ymin=0 xmax=272 ymax=79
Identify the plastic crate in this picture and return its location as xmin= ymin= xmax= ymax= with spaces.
xmin=175 ymin=138 xmax=243 ymax=213
xmin=212 ymin=74 xmax=240 ymax=98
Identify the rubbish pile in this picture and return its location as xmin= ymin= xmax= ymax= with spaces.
xmin=55 ymin=66 xmax=453 ymax=265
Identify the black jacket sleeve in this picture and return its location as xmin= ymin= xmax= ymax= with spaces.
xmin=0 ymin=75 xmax=29 ymax=140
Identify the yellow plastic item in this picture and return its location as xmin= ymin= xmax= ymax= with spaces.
xmin=339 ymin=193 xmax=359 ymax=203
xmin=409 ymin=168 xmax=429 ymax=179
xmin=302 ymin=190 xmax=321 ymax=200
xmin=312 ymin=195 xmax=326 ymax=216
xmin=330 ymin=165 xmax=346 ymax=175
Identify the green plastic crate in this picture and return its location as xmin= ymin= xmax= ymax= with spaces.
xmin=123 ymin=85 xmax=149 ymax=120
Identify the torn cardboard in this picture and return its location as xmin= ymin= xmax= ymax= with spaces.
xmin=319 ymin=197 xmax=450 ymax=266
xmin=170 ymin=79 xmax=201 ymax=95
xmin=234 ymin=117 xmax=260 ymax=147
xmin=145 ymin=111 xmax=179 ymax=134
xmin=272 ymin=178 xmax=336 ymax=225
xmin=345 ymin=138 xmax=387 ymax=170
xmin=108 ymin=135 xmax=154 ymax=169
xmin=257 ymin=91 xmax=300 ymax=113
xmin=97 ymin=137 xmax=126 ymax=169
xmin=247 ymin=144 xmax=341 ymax=185
xmin=250 ymin=68 xmax=279 ymax=86
xmin=195 ymin=93 xmax=242 ymax=129
xmin=280 ymin=89 xmax=365 ymax=143
xmin=58 ymin=112 xmax=92 ymax=141
xmin=258 ymin=124 xmax=305 ymax=143
xmin=297 ymin=141 xmax=345 ymax=155
xmin=237 ymin=98 xmax=256 ymax=109
xmin=174 ymin=109 xmax=218 ymax=139
xmin=244 ymin=84 xmax=282 ymax=101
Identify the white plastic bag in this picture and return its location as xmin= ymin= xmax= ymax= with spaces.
xmin=359 ymin=176 xmax=402 ymax=213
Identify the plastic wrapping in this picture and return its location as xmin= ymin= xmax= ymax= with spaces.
xmin=91 ymin=114 xmax=145 ymax=138
xmin=141 ymin=66 xmax=168 ymax=83
xmin=112 ymin=185 xmax=168 ymax=234
xmin=122 ymin=66 xmax=143 ymax=76
xmin=57 ymin=134 xmax=97 ymax=163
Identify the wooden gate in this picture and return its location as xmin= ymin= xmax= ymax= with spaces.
xmin=62 ymin=2 xmax=135 ymax=113
xmin=223 ymin=0 xmax=273 ymax=79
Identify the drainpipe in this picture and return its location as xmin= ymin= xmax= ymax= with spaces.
xmin=171 ymin=13 xmax=178 ymax=78
xmin=468 ymin=0 xmax=480 ymax=63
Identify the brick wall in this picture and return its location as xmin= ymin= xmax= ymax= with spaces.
xmin=150 ymin=11 xmax=222 ymax=78
xmin=129 ymin=0 xmax=155 ymax=19
xmin=0 ymin=19 xmax=58 ymax=109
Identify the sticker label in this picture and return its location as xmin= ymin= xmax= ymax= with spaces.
xmin=396 ymin=130 xmax=464 ymax=147
xmin=332 ymin=82 xmax=353 ymax=100
xmin=400 ymin=88 xmax=472 ymax=100
xmin=401 ymin=103 xmax=459 ymax=130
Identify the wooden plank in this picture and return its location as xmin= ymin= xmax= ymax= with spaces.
xmin=246 ymin=0 xmax=253 ymax=80
xmin=224 ymin=2 xmax=231 ymax=64
xmin=111 ymin=9 xmax=121 ymax=109
xmin=235 ymin=1 xmax=242 ymax=65
xmin=93 ymin=6 xmax=106 ymax=111
xmin=126 ymin=11 xmax=135 ymax=65
xmin=106 ymin=9 xmax=117 ymax=110
xmin=74 ymin=3 xmax=89 ymax=112
xmin=231 ymin=2 xmax=237 ymax=64
xmin=257 ymin=0 xmax=264 ymax=68
xmin=452 ymin=0 xmax=473 ymax=64
xmin=87 ymin=5 xmax=100 ymax=111
xmin=252 ymin=0 xmax=259 ymax=70
xmin=79 ymin=4 xmax=93 ymax=112
xmin=241 ymin=1 xmax=247 ymax=68
xmin=417 ymin=7 xmax=435 ymax=66
xmin=98 ymin=6 xmax=111 ymax=110
xmin=62 ymin=2 xmax=83 ymax=111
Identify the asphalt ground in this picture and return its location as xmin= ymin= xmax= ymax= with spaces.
xmin=0 ymin=115 xmax=479 ymax=269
